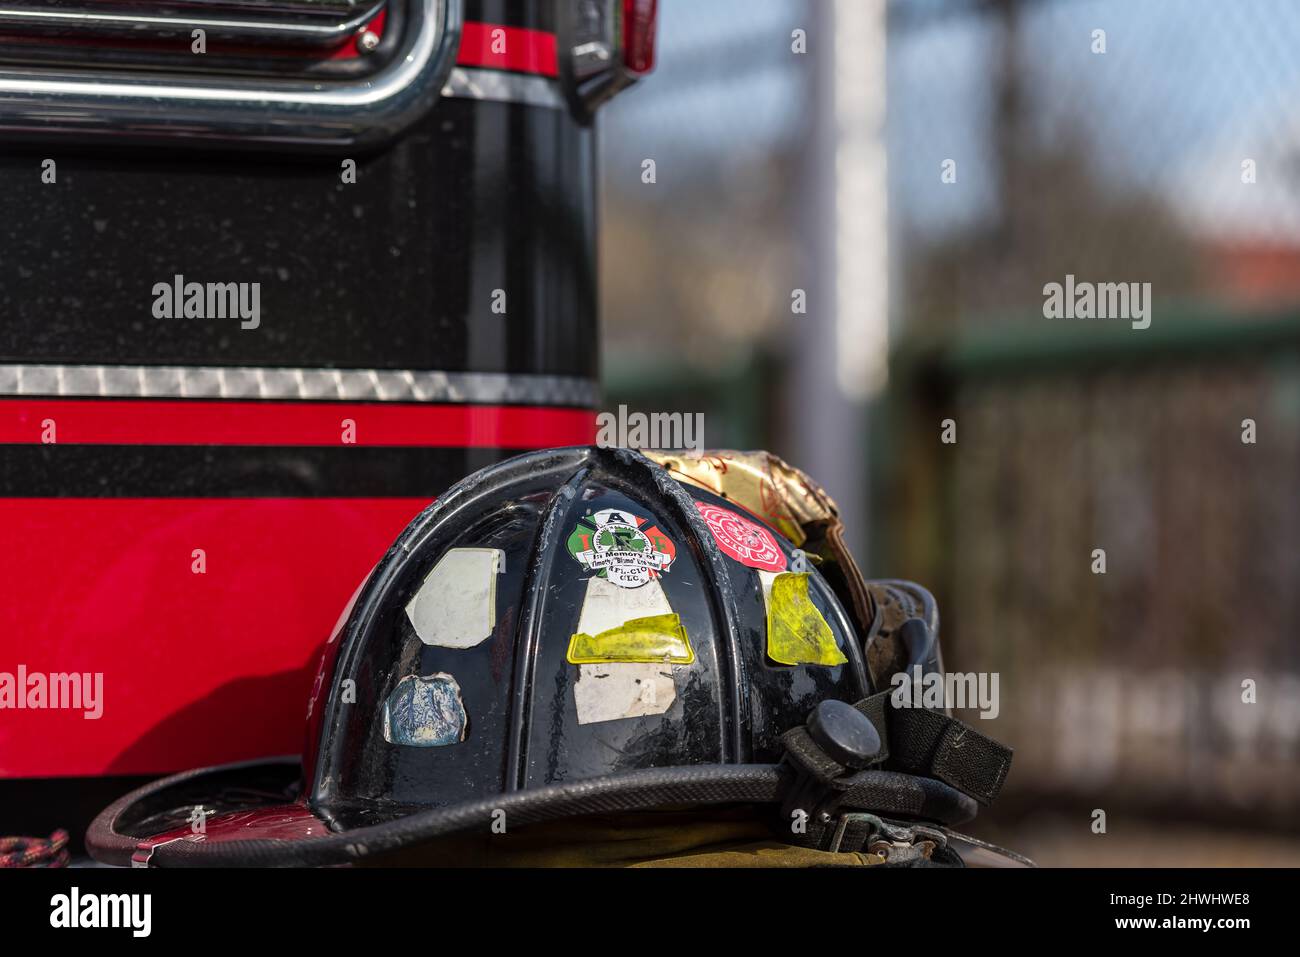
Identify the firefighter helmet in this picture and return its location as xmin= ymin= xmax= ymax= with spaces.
xmin=88 ymin=446 xmax=1020 ymax=867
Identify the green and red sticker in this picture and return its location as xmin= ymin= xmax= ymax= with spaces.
xmin=567 ymin=508 xmax=677 ymax=589
xmin=695 ymin=502 xmax=786 ymax=573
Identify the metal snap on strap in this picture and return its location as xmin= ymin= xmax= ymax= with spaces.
xmin=827 ymin=811 xmax=948 ymax=857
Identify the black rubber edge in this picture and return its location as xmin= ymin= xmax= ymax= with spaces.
xmin=88 ymin=760 xmax=977 ymax=867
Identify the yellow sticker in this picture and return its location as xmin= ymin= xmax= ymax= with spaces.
xmin=567 ymin=613 xmax=695 ymax=665
xmin=766 ymin=572 xmax=848 ymax=666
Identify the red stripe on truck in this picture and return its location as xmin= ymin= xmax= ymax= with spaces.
xmin=457 ymin=22 xmax=558 ymax=77
xmin=0 ymin=399 xmax=593 ymax=447
xmin=0 ymin=497 xmax=427 ymax=777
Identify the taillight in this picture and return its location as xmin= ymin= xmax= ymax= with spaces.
xmin=621 ymin=0 xmax=656 ymax=76
xmin=559 ymin=0 xmax=658 ymax=119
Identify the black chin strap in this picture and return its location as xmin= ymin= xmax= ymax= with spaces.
xmin=853 ymin=691 xmax=1013 ymax=806
xmin=779 ymin=693 xmax=1013 ymax=855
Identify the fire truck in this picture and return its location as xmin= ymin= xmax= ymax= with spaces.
xmin=0 ymin=0 xmax=656 ymax=850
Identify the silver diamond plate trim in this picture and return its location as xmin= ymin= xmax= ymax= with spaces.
xmin=0 ymin=363 xmax=599 ymax=407
xmin=441 ymin=67 xmax=565 ymax=110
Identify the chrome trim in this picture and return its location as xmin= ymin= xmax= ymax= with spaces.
xmin=0 ymin=363 xmax=599 ymax=407
xmin=0 ymin=0 xmax=462 ymax=148
xmin=76 ymin=1 xmax=369 ymax=14
xmin=0 ymin=1 xmax=388 ymax=47
xmin=942 ymin=829 xmax=1036 ymax=868
xmin=440 ymin=66 xmax=564 ymax=110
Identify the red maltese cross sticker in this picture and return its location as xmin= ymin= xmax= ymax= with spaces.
xmin=695 ymin=502 xmax=787 ymax=573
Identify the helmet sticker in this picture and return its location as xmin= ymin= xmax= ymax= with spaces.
xmin=566 ymin=508 xmax=676 ymax=589
xmin=575 ymin=574 xmax=671 ymax=634
xmin=567 ymin=575 xmax=694 ymax=664
xmin=765 ymin=572 xmax=848 ymax=667
xmin=694 ymin=501 xmax=787 ymax=572
xmin=405 ymin=547 xmax=505 ymax=649
xmin=382 ymin=673 xmax=469 ymax=747
xmin=568 ymin=572 xmax=689 ymax=719
xmin=568 ymin=613 xmax=694 ymax=665
xmin=574 ymin=663 xmax=676 ymax=725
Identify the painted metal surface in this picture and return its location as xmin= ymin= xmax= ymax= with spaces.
xmin=0 ymin=15 xmax=599 ymax=782
xmin=0 ymin=401 xmax=593 ymax=446
xmin=0 ymin=99 xmax=597 ymax=375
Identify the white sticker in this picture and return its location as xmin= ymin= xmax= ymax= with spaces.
xmin=575 ymin=575 xmax=675 ymax=637
xmin=574 ymin=663 xmax=676 ymax=725
xmin=757 ymin=569 xmax=780 ymax=613
xmin=405 ymin=547 xmax=504 ymax=648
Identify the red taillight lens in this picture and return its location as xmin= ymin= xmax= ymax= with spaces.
xmin=622 ymin=0 xmax=656 ymax=75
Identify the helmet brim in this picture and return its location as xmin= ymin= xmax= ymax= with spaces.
xmin=88 ymin=758 xmax=978 ymax=867
xmin=86 ymin=756 xmax=321 ymax=866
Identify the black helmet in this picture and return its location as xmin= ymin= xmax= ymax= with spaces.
xmin=88 ymin=447 xmax=1024 ymax=867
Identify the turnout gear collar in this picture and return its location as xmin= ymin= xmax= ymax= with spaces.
xmin=87 ymin=447 xmax=1024 ymax=867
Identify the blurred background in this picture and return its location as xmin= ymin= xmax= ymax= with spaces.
xmin=596 ymin=0 xmax=1300 ymax=866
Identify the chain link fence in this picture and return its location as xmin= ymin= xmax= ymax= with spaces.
xmin=597 ymin=0 xmax=1300 ymax=860
xmin=885 ymin=0 xmax=1300 ymax=857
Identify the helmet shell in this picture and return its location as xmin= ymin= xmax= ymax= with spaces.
xmin=305 ymin=447 xmax=866 ymax=828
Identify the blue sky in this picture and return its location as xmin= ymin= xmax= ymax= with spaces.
xmin=604 ymin=0 xmax=1300 ymax=243
xmin=890 ymin=0 xmax=1300 ymax=239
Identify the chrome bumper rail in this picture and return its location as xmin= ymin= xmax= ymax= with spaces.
xmin=0 ymin=0 xmax=463 ymax=149
xmin=0 ymin=0 xmax=389 ymax=47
